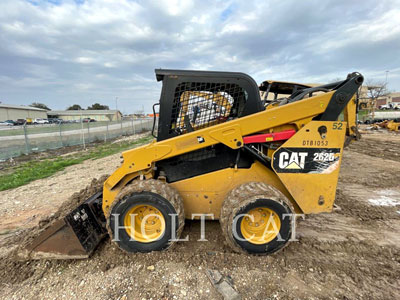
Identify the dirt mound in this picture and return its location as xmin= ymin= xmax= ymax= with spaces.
xmin=0 ymin=175 xmax=108 ymax=284
xmin=39 ymin=175 xmax=108 ymax=227
xmin=20 ymin=174 xmax=109 ymax=252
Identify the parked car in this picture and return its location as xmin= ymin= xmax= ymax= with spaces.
xmin=14 ymin=119 xmax=26 ymax=125
xmin=48 ymin=118 xmax=62 ymax=124
xmin=4 ymin=120 xmax=15 ymax=126
xmin=33 ymin=118 xmax=50 ymax=124
xmin=82 ymin=118 xmax=96 ymax=123
xmin=0 ymin=121 xmax=13 ymax=126
xmin=379 ymin=103 xmax=400 ymax=110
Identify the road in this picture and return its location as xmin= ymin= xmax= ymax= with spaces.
xmin=0 ymin=119 xmax=152 ymax=141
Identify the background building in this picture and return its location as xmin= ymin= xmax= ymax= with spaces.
xmin=48 ymin=110 xmax=122 ymax=121
xmin=0 ymin=104 xmax=47 ymax=121
xmin=375 ymin=92 xmax=400 ymax=107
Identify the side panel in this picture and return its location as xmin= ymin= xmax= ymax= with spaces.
xmin=169 ymin=161 xmax=298 ymax=219
xmin=272 ymin=121 xmax=346 ymax=213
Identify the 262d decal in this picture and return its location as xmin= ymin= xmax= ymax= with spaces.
xmin=273 ymin=147 xmax=341 ymax=174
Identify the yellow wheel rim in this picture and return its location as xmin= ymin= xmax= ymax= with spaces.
xmin=240 ymin=207 xmax=281 ymax=245
xmin=123 ymin=204 xmax=165 ymax=243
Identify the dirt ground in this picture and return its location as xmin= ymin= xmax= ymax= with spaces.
xmin=0 ymin=128 xmax=399 ymax=300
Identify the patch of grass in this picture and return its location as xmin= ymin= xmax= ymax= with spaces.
xmin=0 ymin=135 xmax=153 ymax=191
xmin=357 ymin=110 xmax=369 ymax=122
xmin=358 ymin=109 xmax=368 ymax=117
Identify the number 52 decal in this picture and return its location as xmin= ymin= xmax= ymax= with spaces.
xmin=333 ymin=122 xmax=343 ymax=130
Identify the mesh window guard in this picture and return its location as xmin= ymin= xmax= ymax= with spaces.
xmin=169 ymin=82 xmax=247 ymax=135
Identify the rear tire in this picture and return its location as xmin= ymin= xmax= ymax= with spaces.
xmin=107 ymin=180 xmax=184 ymax=253
xmin=220 ymin=182 xmax=294 ymax=255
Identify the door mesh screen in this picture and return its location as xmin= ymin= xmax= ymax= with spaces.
xmin=169 ymin=82 xmax=247 ymax=135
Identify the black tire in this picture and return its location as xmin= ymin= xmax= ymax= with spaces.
xmin=107 ymin=180 xmax=184 ymax=253
xmin=220 ymin=182 xmax=294 ymax=255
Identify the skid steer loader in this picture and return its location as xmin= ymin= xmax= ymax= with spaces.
xmin=26 ymin=69 xmax=363 ymax=259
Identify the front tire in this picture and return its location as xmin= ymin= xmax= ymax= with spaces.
xmin=107 ymin=180 xmax=184 ymax=253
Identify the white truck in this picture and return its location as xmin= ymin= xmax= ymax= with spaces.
xmin=364 ymin=111 xmax=400 ymax=123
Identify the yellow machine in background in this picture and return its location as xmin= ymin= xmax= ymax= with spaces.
xmin=26 ymin=70 xmax=363 ymax=258
xmin=376 ymin=120 xmax=400 ymax=132
xmin=259 ymin=79 xmax=361 ymax=144
xmin=386 ymin=120 xmax=400 ymax=131
xmin=176 ymin=91 xmax=233 ymax=130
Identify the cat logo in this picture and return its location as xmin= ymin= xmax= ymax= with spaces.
xmin=278 ymin=151 xmax=308 ymax=170
xmin=273 ymin=147 xmax=341 ymax=174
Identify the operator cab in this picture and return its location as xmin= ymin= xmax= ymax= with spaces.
xmin=154 ymin=69 xmax=265 ymax=141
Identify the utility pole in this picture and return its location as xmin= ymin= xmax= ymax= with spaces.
xmin=385 ymin=70 xmax=389 ymax=84
xmin=80 ymin=109 xmax=86 ymax=149
xmin=115 ymin=97 xmax=119 ymax=111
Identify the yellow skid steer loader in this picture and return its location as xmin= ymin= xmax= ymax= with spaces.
xmin=26 ymin=69 xmax=363 ymax=258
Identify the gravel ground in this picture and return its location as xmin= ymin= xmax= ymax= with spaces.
xmin=0 ymin=129 xmax=399 ymax=299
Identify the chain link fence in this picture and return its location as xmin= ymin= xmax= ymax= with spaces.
xmin=0 ymin=118 xmax=153 ymax=161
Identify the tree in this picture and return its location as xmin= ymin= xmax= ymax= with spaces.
xmin=87 ymin=103 xmax=109 ymax=110
xmin=366 ymin=80 xmax=389 ymax=119
xmin=366 ymin=80 xmax=388 ymax=101
xmin=67 ymin=104 xmax=83 ymax=110
xmin=30 ymin=102 xmax=51 ymax=110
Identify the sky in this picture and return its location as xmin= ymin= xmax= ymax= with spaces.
xmin=1 ymin=0 xmax=400 ymax=114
